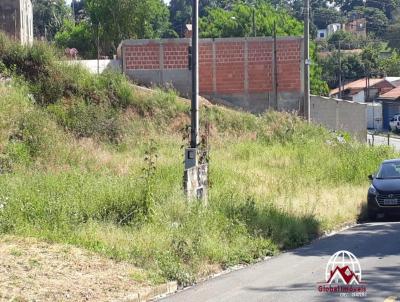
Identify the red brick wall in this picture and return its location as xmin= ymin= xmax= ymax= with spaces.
xmin=276 ymin=40 xmax=302 ymax=92
xmin=199 ymin=43 xmax=213 ymax=93
xmin=122 ymin=38 xmax=303 ymax=95
xmin=215 ymin=42 xmax=245 ymax=94
xmin=125 ymin=44 xmax=160 ymax=70
xmin=163 ymin=43 xmax=190 ymax=69
xmin=248 ymin=41 xmax=273 ymax=92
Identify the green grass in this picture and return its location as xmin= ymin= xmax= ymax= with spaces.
xmin=0 ymin=32 xmax=398 ymax=285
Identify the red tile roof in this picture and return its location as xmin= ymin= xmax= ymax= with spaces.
xmin=330 ymin=78 xmax=389 ymax=96
xmin=379 ymin=86 xmax=400 ymax=100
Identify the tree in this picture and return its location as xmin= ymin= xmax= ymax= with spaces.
xmin=55 ymin=20 xmax=96 ymax=58
xmin=349 ymin=7 xmax=389 ymax=36
xmin=313 ymin=8 xmax=345 ymax=30
xmin=169 ymin=0 xmax=239 ymax=37
xmin=365 ymin=0 xmax=400 ymax=20
xmin=361 ymin=44 xmax=384 ymax=76
xmin=32 ymin=0 xmax=71 ymax=40
xmin=71 ymin=0 xmax=88 ymax=23
xmin=199 ymin=3 xmax=303 ymax=38
xmin=385 ymin=22 xmax=400 ymax=50
xmin=327 ymin=30 xmax=364 ymax=50
xmin=337 ymin=0 xmax=365 ymax=13
xmin=169 ymin=0 xmax=192 ymax=37
xmin=380 ymin=51 xmax=400 ymax=76
xmin=85 ymin=0 xmax=176 ymax=56
xmin=319 ymin=53 xmax=365 ymax=88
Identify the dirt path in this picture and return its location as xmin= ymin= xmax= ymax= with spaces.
xmin=0 ymin=236 xmax=152 ymax=302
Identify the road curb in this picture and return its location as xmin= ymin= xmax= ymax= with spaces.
xmin=119 ymin=281 xmax=178 ymax=302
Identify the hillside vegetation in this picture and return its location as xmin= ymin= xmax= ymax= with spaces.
xmin=0 ymin=33 xmax=396 ymax=285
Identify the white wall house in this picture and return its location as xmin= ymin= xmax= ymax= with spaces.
xmin=317 ymin=29 xmax=328 ymax=40
xmin=327 ymin=23 xmax=342 ymax=36
xmin=367 ymin=103 xmax=383 ymax=131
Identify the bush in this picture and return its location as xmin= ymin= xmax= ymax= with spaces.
xmin=47 ymin=99 xmax=123 ymax=143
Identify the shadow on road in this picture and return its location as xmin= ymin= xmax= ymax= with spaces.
xmin=289 ymin=222 xmax=400 ymax=258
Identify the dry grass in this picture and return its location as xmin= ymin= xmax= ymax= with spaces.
xmin=0 ymin=236 xmax=153 ymax=302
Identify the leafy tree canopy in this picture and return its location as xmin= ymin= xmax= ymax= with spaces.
xmin=55 ymin=19 xmax=96 ymax=58
xmin=32 ymin=0 xmax=71 ymax=39
xmin=200 ymin=3 xmax=303 ymax=38
xmin=85 ymin=0 xmax=176 ymax=55
xmin=349 ymin=6 xmax=389 ymax=36
xmin=385 ymin=22 xmax=400 ymax=50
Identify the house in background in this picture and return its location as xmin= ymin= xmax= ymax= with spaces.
xmin=0 ymin=0 xmax=33 ymax=45
xmin=317 ymin=18 xmax=366 ymax=40
xmin=317 ymin=29 xmax=328 ymax=40
xmin=344 ymin=18 xmax=367 ymax=38
xmin=327 ymin=23 xmax=342 ymax=36
xmin=330 ymin=78 xmax=399 ymax=103
xmin=317 ymin=23 xmax=341 ymax=40
xmin=184 ymin=24 xmax=192 ymax=38
xmin=377 ymin=87 xmax=400 ymax=130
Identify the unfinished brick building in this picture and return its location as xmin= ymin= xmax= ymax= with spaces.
xmin=118 ymin=37 xmax=304 ymax=113
xmin=0 ymin=0 xmax=33 ymax=45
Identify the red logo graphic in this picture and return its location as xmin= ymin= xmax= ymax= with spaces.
xmin=327 ymin=265 xmax=360 ymax=285
xmin=317 ymin=250 xmax=367 ymax=297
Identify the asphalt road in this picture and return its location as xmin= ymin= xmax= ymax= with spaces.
xmin=368 ymin=134 xmax=400 ymax=152
xmin=160 ymin=222 xmax=400 ymax=302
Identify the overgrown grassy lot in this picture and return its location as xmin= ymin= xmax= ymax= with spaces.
xmin=0 ymin=33 xmax=396 ymax=285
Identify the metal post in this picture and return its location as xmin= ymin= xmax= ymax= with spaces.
xmin=191 ymin=0 xmax=199 ymax=149
xmin=97 ymin=22 xmax=100 ymax=75
xmin=303 ymin=0 xmax=311 ymax=121
xmin=72 ymin=0 xmax=76 ymax=25
xmin=183 ymin=0 xmax=207 ymax=202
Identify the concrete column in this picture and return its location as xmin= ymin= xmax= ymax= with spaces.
xmin=122 ymin=43 xmax=127 ymax=74
xmin=299 ymin=38 xmax=305 ymax=114
xmin=244 ymin=40 xmax=249 ymax=98
xmin=336 ymin=102 xmax=340 ymax=130
xmin=159 ymin=42 xmax=164 ymax=84
xmin=212 ymin=41 xmax=217 ymax=95
xmin=271 ymin=39 xmax=277 ymax=110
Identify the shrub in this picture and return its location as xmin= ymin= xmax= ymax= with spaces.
xmin=47 ymin=99 xmax=123 ymax=143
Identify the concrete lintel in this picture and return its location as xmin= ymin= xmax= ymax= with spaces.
xmin=120 ymin=38 xmax=191 ymax=46
xmin=200 ymin=36 xmax=304 ymax=43
xmin=119 ymin=36 xmax=304 ymax=48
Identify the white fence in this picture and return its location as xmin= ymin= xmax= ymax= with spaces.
xmin=66 ymin=60 xmax=122 ymax=74
xmin=311 ymin=95 xmax=367 ymax=141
